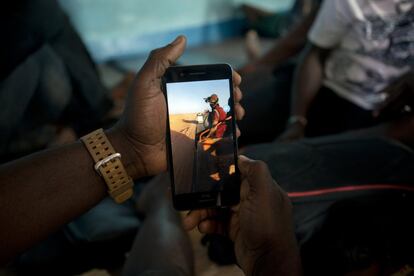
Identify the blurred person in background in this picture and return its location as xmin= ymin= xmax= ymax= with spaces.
xmin=240 ymin=0 xmax=414 ymax=145
xmin=238 ymin=0 xmax=322 ymax=145
xmin=278 ymin=0 xmax=414 ymax=141
xmin=0 ymin=0 xmax=129 ymax=163
xmin=241 ymin=0 xmax=322 ymax=71
xmin=1 ymin=1 xmax=142 ymax=273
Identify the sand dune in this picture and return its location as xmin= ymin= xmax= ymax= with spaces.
xmin=169 ymin=113 xmax=198 ymax=194
xmin=169 ymin=113 xmax=198 ymax=140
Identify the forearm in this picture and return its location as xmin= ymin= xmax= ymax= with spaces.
xmin=290 ymin=44 xmax=326 ymax=117
xmin=209 ymin=121 xmax=218 ymax=135
xmin=0 ymin=129 xmax=137 ymax=264
xmin=257 ymin=12 xmax=317 ymax=68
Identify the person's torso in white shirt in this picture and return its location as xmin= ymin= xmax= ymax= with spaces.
xmin=309 ymin=0 xmax=414 ymax=110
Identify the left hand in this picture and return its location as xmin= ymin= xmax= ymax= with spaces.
xmin=110 ymin=35 xmax=245 ymax=179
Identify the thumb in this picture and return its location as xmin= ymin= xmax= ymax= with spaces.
xmin=237 ymin=155 xmax=254 ymax=176
xmin=138 ymin=35 xmax=187 ymax=81
xmin=238 ymin=155 xmax=271 ymax=199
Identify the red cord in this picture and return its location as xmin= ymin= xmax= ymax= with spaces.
xmin=287 ymin=184 xmax=414 ymax=198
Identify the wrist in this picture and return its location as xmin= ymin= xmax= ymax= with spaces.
xmin=106 ymin=128 xmax=140 ymax=180
xmin=287 ymin=115 xmax=307 ymax=128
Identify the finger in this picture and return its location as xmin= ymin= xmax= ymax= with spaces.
xmin=239 ymin=177 xmax=250 ymax=202
xmin=182 ymin=208 xmax=217 ymax=231
xmin=374 ymin=81 xmax=407 ymax=115
xmin=237 ymin=157 xmax=251 ymax=201
xmin=238 ymin=156 xmax=273 ymax=199
xmin=233 ymin=86 xmax=243 ymax=103
xmin=236 ymin=124 xmax=241 ymax=138
xmin=234 ymin=103 xmax=245 ymax=121
xmin=232 ymin=70 xmax=242 ymax=87
xmin=237 ymin=155 xmax=255 ymax=176
xmin=377 ymin=98 xmax=406 ymax=118
xmin=198 ymin=220 xmax=216 ymax=234
xmin=138 ymin=35 xmax=187 ymax=82
xmin=198 ymin=220 xmax=227 ymax=235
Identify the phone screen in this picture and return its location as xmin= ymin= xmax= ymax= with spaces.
xmin=165 ymin=73 xmax=239 ymax=207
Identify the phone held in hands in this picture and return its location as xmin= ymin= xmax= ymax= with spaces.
xmin=162 ymin=64 xmax=240 ymax=210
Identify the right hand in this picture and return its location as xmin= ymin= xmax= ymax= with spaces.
xmin=277 ymin=122 xmax=306 ymax=142
xmin=183 ymin=156 xmax=301 ymax=276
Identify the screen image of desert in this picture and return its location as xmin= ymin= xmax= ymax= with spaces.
xmin=167 ymin=79 xmax=234 ymax=195
xmin=169 ymin=112 xmax=198 ymax=194
xmin=170 ymin=111 xmax=235 ymax=195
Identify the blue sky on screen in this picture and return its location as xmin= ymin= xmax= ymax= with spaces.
xmin=166 ymin=79 xmax=230 ymax=115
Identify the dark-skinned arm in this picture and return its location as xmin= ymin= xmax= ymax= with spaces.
xmin=0 ymin=36 xmax=189 ymax=265
xmin=257 ymin=10 xmax=318 ymax=68
xmin=240 ymin=3 xmax=320 ymax=74
xmin=278 ymin=43 xmax=330 ymax=141
xmin=290 ymin=43 xmax=328 ymax=117
xmin=0 ymin=131 xmax=135 ymax=264
xmin=0 ymin=35 xmax=246 ymax=265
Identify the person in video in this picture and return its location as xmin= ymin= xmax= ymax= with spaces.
xmin=196 ymin=93 xmax=236 ymax=192
xmin=205 ymin=94 xmax=228 ymax=139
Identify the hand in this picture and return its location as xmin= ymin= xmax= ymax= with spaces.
xmin=374 ymin=71 xmax=414 ymax=118
xmin=107 ymin=36 xmax=186 ymax=179
xmin=109 ymin=35 xmax=245 ymax=179
xmin=183 ymin=156 xmax=301 ymax=276
xmin=277 ymin=122 xmax=305 ymax=142
xmin=371 ymin=71 xmax=414 ymax=146
xmin=208 ymin=125 xmax=217 ymax=137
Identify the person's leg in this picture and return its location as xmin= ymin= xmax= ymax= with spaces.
xmin=123 ymin=174 xmax=194 ymax=276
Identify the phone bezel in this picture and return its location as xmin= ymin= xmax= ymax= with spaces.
xmin=162 ymin=64 xmax=240 ymax=210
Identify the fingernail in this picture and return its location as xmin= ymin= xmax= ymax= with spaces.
xmin=238 ymin=155 xmax=253 ymax=162
xmin=171 ymin=35 xmax=183 ymax=46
